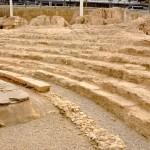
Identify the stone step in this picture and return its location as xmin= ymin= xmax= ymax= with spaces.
xmin=0 ymin=44 xmax=63 ymax=55
xmin=40 ymin=55 xmax=150 ymax=86
xmin=1 ymin=59 xmax=149 ymax=111
xmin=1 ymin=59 xmax=149 ymax=109
xmin=0 ymin=50 xmax=43 ymax=61
xmin=0 ymin=63 xmax=32 ymax=76
xmin=0 ymin=38 xmax=91 ymax=50
xmin=124 ymin=106 xmax=150 ymax=139
xmin=101 ymin=80 xmax=150 ymax=111
xmin=0 ymin=52 xmax=149 ymax=87
xmin=0 ymin=70 xmax=50 ymax=92
xmin=0 ymin=46 xmax=149 ymax=70
xmin=33 ymin=69 xmax=150 ymax=139
xmin=0 ymin=58 xmax=108 ymax=88
xmin=134 ymin=39 xmax=150 ymax=48
xmin=120 ymin=47 xmax=150 ymax=58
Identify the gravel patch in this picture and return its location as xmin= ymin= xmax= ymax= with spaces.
xmin=0 ymin=114 xmax=95 ymax=150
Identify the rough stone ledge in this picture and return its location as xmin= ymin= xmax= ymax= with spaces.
xmin=40 ymin=92 xmax=126 ymax=150
xmin=0 ymin=70 xmax=50 ymax=92
xmin=0 ymin=80 xmax=34 ymax=126
xmin=0 ymin=80 xmax=29 ymax=105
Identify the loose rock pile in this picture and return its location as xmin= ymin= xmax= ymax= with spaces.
xmin=30 ymin=15 xmax=69 ymax=27
xmin=71 ymin=8 xmax=150 ymax=35
xmin=0 ymin=16 xmax=28 ymax=29
xmin=125 ymin=15 xmax=150 ymax=35
xmin=29 ymin=15 xmax=51 ymax=26
xmin=42 ymin=93 xmax=126 ymax=150
xmin=0 ymin=15 xmax=69 ymax=29
xmin=88 ymin=8 xmax=126 ymax=25
xmin=71 ymin=8 xmax=129 ymax=25
xmin=138 ymin=15 xmax=150 ymax=35
xmin=0 ymin=8 xmax=149 ymax=35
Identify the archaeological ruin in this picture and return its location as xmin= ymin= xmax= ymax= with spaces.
xmin=0 ymin=6 xmax=150 ymax=150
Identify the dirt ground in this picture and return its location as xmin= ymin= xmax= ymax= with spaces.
xmin=0 ymin=84 xmax=96 ymax=150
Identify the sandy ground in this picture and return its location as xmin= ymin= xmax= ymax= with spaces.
xmin=0 ymin=85 xmax=95 ymax=150
xmin=0 ymin=115 xmax=95 ymax=150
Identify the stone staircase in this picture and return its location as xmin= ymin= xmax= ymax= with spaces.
xmin=0 ymin=26 xmax=149 ymax=140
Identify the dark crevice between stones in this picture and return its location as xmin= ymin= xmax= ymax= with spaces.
xmin=0 ymin=25 xmax=3 ymax=29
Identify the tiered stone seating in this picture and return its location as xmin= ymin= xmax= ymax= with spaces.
xmin=0 ymin=25 xmax=149 ymax=140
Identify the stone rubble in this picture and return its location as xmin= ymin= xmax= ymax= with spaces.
xmin=70 ymin=8 xmax=150 ymax=35
xmin=138 ymin=15 xmax=150 ymax=35
xmin=41 ymin=92 xmax=126 ymax=150
xmin=0 ymin=8 xmax=149 ymax=35
xmin=1 ymin=16 xmax=28 ymax=29
xmin=29 ymin=15 xmax=51 ymax=26
xmin=30 ymin=15 xmax=69 ymax=27
xmin=0 ymin=122 xmax=5 ymax=128
xmin=71 ymin=8 xmax=128 ymax=25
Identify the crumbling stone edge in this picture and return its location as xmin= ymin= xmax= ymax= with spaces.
xmin=40 ymin=92 xmax=126 ymax=150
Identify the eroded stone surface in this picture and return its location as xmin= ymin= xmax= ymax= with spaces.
xmin=0 ymin=80 xmax=29 ymax=105
xmin=0 ymin=70 xmax=50 ymax=92
xmin=1 ymin=16 xmax=28 ymax=29
xmin=0 ymin=80 xmax=33 ymax=126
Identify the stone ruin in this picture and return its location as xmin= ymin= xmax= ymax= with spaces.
xmin=70 ymin=8 xmax=150 ymax=35
xmin=0 ymin=16 xmax=28 ymax=29
xmin=0 ymin=8 xmax=149 ymax=35
xmin=138 ymin=15 xmax=150 ymax=35
xmin=0 ymin=80 xmax=33 ymax=127
xmin=29 ymin=15 xmax=69 ymax=27
xmin=0 ymin=15 xmax=69 ymax=29
xmin=71 ymin=8 xmax=127 ymax=25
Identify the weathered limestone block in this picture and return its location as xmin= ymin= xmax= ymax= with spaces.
xmin=0 ymin=80 xmax=33 ymax=126
xmin=17 ymin=76 xmax=50 ymax=92
xmin=71 ymin=8 xmax=127 ymax=25
xmin=2 ymin=16 xmax=28 ymax=29
xmin=30 ymin=15 xmax=69 ymax=27
xmin=0 ymin=70 xmax=50 ymax=92
xmin=87 ymin=8 xmax=124 ymax=25
xmin=30 ymin=15 xmax=51 ymax=26
xmin=139 ymin=16 xmax=150 ymax=35
xmin=51 ymin=16 xmax=69 ymax=27
xmin=0 ymin=17 xmax=6 ymax=29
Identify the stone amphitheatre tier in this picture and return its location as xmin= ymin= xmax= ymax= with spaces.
xmin=0 ymin=24 xmax=149 ymax=142
xmin=0 ymin=80 xmax=33 ymax=126
xmin=0 ymin=70 xmax=50 ymax=92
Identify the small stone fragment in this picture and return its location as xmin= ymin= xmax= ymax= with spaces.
xmin=0 ymin=122 xmax=5 ymax=127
